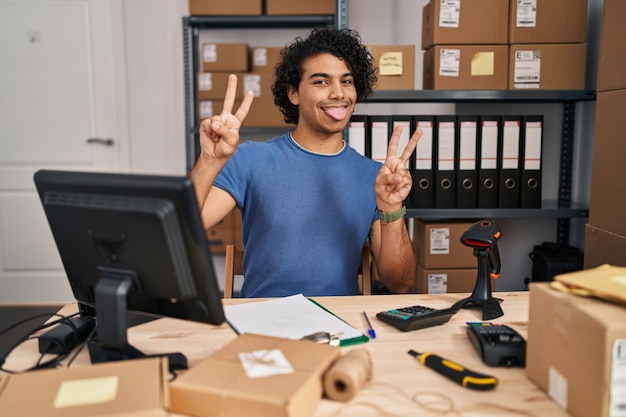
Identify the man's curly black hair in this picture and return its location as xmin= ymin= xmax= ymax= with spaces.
xmin=272 ymin=26 xmax=377 ymax=125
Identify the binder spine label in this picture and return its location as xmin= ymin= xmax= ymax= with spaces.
xmin=459 ymin=121 xmax=477 ymax=170
xmin=502 ymin=120 xmax=521 ymax=169
xmin=480 ymin=121 xmax=498 ymax=169
xmin=524 ymin=121 xmax=542 ymax=170
xmin=415 ymin=122 xmax=433 ymax=170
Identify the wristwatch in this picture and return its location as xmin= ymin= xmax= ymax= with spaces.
xmin=378 ymin=205 xmax=406 ymax=223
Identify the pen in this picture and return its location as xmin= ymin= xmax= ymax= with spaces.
xmin=407 ymin=349 xmax=497 ymax=390
xmin=362 ymin=311 xmax=376 ymax=339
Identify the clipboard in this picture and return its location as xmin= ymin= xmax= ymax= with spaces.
xmin=224 ymin=294 xmax=369 ymax=347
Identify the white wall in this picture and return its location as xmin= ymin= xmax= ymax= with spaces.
xmin=122 ymin=0 xmax=602 ymax=292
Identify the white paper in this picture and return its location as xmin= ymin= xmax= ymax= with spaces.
xmin=239 ymin=349 xmax=294 ymax=379
xmin=610 ymin=339 xmax=626 ymax=417
xmin=224 ymin=294 xmax=363 ymax=343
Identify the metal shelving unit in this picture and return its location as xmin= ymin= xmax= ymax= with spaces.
xmin=364 ymin=89 xmax=596 ymax=244
xmin=181 ymin=4 xmax=594 ymax=246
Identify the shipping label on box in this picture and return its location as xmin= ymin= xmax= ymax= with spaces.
xmin=511 ymin=50 xmax=541 ymax=89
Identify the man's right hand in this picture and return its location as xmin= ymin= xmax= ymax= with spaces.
xmin=198 ymin=74 xmax=254 ymax=163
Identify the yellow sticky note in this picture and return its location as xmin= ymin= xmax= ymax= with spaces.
xmin=471 ymin=52 xmax=495 ymax=76
xmin=54 ymin=376 xmax=119 ymax=408
xmin=379 ymin=52 xmax=403 ymax=76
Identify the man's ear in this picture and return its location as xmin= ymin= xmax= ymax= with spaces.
xmin=288 ymin=86 xmax=299 ymax=105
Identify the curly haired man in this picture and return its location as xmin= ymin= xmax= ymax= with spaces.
xmin=190 ymin=27 xmax=422 ymax=297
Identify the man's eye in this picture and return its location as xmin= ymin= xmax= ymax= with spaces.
xmin=342 ymin=79 xmax=354 ymax=85
xmin=314 ymin=79 xmax=328 ymax=85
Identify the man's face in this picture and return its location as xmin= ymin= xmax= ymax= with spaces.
xmin=288 ymin=53 xmax=357 ymax=135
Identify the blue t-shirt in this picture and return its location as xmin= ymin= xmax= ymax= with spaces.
xmin=214 ymin=132 xmax=382 ymax=297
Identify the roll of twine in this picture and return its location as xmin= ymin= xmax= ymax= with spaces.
xmin=323 ymin=348 xmax=373 ymax=402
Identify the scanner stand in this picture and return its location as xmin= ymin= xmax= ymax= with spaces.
xmin=451 ymin=248 xmax=504 ymax=320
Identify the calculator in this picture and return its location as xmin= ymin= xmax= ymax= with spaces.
xmin=376 ymin=305 xmax=457 ymax=332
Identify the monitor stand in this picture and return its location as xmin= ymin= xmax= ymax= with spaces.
xmin=88 ymin=271 xmax=188 ymax=372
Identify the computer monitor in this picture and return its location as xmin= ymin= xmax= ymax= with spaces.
xmin=34 ymin=169 xmax=226 ymax=370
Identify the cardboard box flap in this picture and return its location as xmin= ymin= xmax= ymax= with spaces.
xmin=0 ymin=357 xmax=169 ymax=417
xmin=543 ymin=282 xmax=626 ymax=327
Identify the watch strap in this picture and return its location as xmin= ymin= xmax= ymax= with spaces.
xmin=378 ymin=205 xmax=406 ymax=222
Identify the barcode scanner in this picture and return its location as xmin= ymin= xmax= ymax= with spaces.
xmin=451 ymin=220 xmax=504 ymax=320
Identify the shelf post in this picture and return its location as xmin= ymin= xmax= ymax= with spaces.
xmin=557 ymin=100 xmax=577 ymax=245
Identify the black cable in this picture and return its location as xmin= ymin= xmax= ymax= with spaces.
xmin=66 ymin=325 xmax=97 ymax=368
xmin=0 ymin=312 xmax=80 ymax=374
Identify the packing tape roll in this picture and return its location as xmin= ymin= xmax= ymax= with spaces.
xmin=323 ymin=349 xmax=373 ymax=402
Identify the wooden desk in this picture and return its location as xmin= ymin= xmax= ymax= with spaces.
xmin=2 ymin=292 xmax=570 ymax=417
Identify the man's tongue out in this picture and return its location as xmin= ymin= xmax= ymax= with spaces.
xmin=323 ymin=106 xmax=347 ymax=121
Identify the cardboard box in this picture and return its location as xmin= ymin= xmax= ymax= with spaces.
xmin=206 ymin=209 xmax=243 ymax=253
xmin=413 ymin=220 xmax=478 ymax=269
xmin=423 ymin=45 xmax=508 ymax=90
xmin=508 ymin=0 xmax=588 ymax=44
xmin=508 ymin=43 xmax=587 ymax=90
xmin=367 ymin=44 xmax=416 ymax=90
xmin=421 ymin=0 xmax=509 ymax=49
xmin=596 ymin=0 xmax=626 ymax=91
xmin=251 ymin=46 xmax=283 ymax=73
xmin=589 ymin=89 xmax=626 ymax=236
xmin=188 ymin=0 xmax=262 ymax=16
xmin=526 ymin=283 xmax=626 ymax=417
xmin=197 ymin=72 xmax=245 ymax=100
xmin=241 ymin=72 xmax=290 ymax=127
xmin=0 ymin=358 xmax=169 ymax=416
xmin=413 ymin=266 xmax=496 ymax=294
xmin=201 ymin=43 xmax=250 ymax=72
xmin=169 ymin=333 xmax=341 ymax=417
xmin=265 ymin=0 xmax=335 ymax=15
xmin=583 ymin=224 xmax=626 ymax=269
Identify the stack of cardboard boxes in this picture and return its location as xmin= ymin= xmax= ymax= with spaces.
xmin=196 ymin=42 xmax=289 ymax=128
xmin=584 ymin=0 xmax=626 ymax=267
xmin=411 ymin=220 xmax=496 ymax=293
xmin=524 ymin=6 xmax=626 ymax=415
xmin=422 ymin=0 xmax=510 ymax=90
xmin=422 ymin=0 xmax=588 ymax=90
xmin=190 ymin=0 xmax=336 ymax=128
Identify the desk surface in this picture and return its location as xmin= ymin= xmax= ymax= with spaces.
xmin=2 ymin=292 xmax=570 ymax=417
